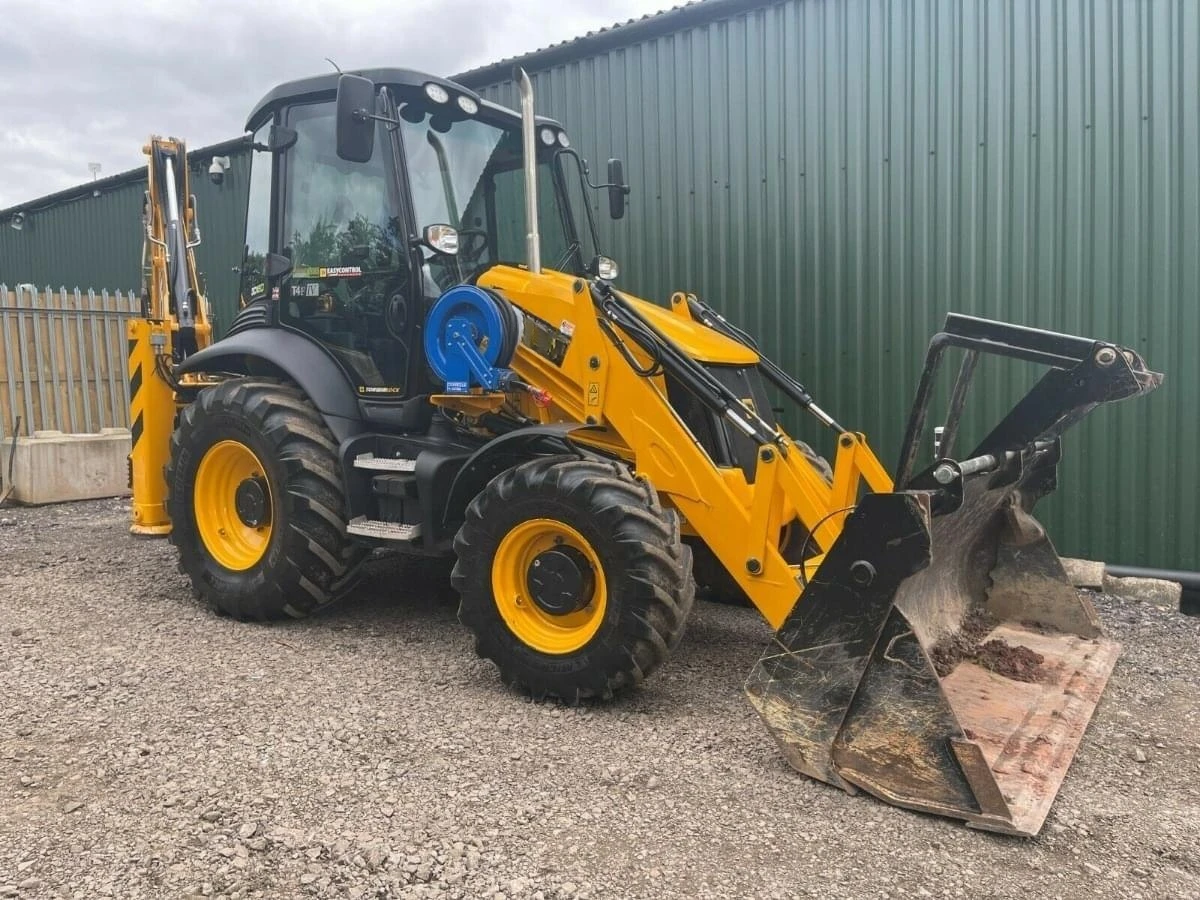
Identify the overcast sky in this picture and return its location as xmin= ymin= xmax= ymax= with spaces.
xmin=0 ymin=0 xmax=669 ymax=209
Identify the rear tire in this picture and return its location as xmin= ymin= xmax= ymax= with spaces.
xmin=166 ymin=378 xmax=366 ymax=620
xmin=452 ymin=457 xmax=694 ymax=702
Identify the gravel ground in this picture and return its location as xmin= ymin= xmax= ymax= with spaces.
xmin=1 ymin=499 xmax=1197 ymax=900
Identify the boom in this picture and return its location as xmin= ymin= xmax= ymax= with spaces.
xmin=128 ymin=137 xmax=212 ymax=535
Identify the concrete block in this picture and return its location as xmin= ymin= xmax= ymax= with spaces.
xmin=5 ymin=429 xmax=131 ymax=505
xmin=1102 ymin=573 xmax=1183 ymax=612
xmin=1061 ymin=557 xmax=1106 ymax=590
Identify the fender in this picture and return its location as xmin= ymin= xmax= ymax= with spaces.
xmin=176 ymin=328 xmax=362 ymax=442
xmin=442 ymin=423 xmax=603 ymax=528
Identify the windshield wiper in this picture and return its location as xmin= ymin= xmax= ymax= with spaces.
xmin=426 ymin=131 xmax=461 ymax=227
xmin=554 ymin=240 xmax=580 ymax=272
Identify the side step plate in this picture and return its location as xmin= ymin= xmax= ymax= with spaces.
xmin=346 ymin=516 xmax=422 ymax=541
xmin=354 ymin=453 xmax=417 ymax=472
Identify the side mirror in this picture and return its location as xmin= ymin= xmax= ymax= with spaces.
xmin=422 ymin=224 xmax=459 ymax=255
xmin=336 ymin=74 xmax=377 ymax=163
xmin=267 ymin=125 xmax=297 ymax=152
xmin=250 ymin=126 xmax=298 ymax=154
xmin=264 ymin=252 xmax=293 ymax=279
xmin=607 ymin=158 xmax=629 ymax=220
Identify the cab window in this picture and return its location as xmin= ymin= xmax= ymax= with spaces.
xmin=240 ymin=123 xmax=273 ymax=305
xmin=281 ymin=101 xmax=412 ymax=396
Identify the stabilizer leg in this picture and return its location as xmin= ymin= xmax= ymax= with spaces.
xmin=127 ymin=318 xmax=173 ymax=536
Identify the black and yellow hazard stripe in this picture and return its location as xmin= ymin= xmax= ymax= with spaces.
xmin=127 ymin=318 xmax=174 ymax=536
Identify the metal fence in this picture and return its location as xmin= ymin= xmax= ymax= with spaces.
xmin=0 ymin=284 xmax=138 ymax=440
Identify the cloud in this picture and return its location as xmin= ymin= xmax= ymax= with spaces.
xmin=0 ymin=0 xmax=667 ymax=207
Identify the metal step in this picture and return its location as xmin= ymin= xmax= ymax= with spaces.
xmin=346 ymin=516 xmax=422 ymax=541
xmin=354 ymin=453 xmax=417 ymax=472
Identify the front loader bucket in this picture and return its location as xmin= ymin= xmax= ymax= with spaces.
xmin=746 ymin=315 xmax=1161 ymax=836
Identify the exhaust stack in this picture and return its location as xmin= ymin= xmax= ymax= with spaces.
xmin=515 ymin=67 xmax=541 ymax=274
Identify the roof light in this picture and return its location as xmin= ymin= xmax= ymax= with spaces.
xmin=539 ymin=126 xmax=556 ymax=147
xmin=424 ymin=83 xmax=450 ymax=104
xmin=557 ymin=131 xmax=570 ymax=148
xmin=456 ymin=95 xmax=479 ymax=115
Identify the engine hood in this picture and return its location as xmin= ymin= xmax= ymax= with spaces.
xmin=619 ymin=291 xmax=759 ymax=365
xmin=477 ymin=266 xmax=758 ymax=365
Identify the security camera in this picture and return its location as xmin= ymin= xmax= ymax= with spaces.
xmin=208 ymin=156 xmax=231 ymax=186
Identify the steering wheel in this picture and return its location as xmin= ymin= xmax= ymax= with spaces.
xmin=456 ymin=228 xmax=489 ymax=261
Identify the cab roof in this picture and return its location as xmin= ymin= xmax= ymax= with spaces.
xmin=245 ymin=67 xmax=563 ymax=133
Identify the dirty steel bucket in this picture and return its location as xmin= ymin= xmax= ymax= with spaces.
xmin=746 ymin=314 xmax=1162 ymax=836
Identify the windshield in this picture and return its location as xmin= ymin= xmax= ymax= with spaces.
xmin=397 ymin=102 xmax=596 ymax=283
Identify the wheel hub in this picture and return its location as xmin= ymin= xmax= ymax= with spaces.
xmin=234 ymin=476 xmax=270 ymax=528
xmin=526 ymin=546 xmax=595 ymax=615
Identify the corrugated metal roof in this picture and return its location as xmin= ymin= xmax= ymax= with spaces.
xmin=0 ymin=135 xmax=249 ymax=220
xmin=453 ymin=0 xmax=783 ymax=87
xmin=0 ymin=138 xmax=252 ymax=338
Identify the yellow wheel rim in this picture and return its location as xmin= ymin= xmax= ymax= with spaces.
xmin=193 ymin=440 xmax=273 ymax=571
xmin=491 ymin=519 xmax=607 ymax=655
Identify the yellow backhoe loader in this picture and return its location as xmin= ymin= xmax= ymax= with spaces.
xmin=127 ymin=67 xmax=1161 ymax=836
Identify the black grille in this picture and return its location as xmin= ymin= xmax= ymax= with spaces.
xmin=226 ymin=301 xmax=270 ymax=337
xmin=666 ymin=364 xmax=776 ymax=482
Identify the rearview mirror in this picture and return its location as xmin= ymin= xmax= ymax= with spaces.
xmin=336 ymin=74 xmax=377 ymax=163
xmin=607 ymin=158 xmax=629 ymax=220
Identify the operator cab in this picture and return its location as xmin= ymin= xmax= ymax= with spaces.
xmin=237 ymin=68 xmax=623 ymax=428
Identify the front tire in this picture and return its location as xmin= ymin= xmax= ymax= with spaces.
xmin=452 ymin=457 xmax=694 ymax=702
xmin=166 ymin=378 xmax=366 ymax=620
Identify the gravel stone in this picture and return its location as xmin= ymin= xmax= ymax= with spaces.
xmin=1 ymin=500 xmax=1198 ymax=899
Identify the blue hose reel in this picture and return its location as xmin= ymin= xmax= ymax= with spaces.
xmin=423 ymin=285 xmax=522 ymax=394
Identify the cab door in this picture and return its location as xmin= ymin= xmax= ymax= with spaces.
xmin=277 ymin=99 xmax=419 ymax=400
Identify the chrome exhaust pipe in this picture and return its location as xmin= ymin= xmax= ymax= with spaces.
xmin=515 ymin=67 xmax=541 ymax=274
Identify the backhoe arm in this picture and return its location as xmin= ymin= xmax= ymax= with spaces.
xmin=128 ymin=136 xmax=212 ymax=535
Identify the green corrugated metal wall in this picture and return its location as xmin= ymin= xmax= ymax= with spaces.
xmin=0 ymin=143 xmax=251 ymax=337
xmin=462 ymin=0 xmax=1200 ymax=571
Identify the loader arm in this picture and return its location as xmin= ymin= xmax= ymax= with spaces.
xmin=476 ymin=266 xmax=892 ymax=629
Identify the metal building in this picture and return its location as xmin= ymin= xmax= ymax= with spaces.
xmin=0 ymin=137 xmax=252 ymax=337
xmin=453 ymin=0 xmax=1200 ymax=574
xmin=1 ymin=0 xmax=1197 ymax=573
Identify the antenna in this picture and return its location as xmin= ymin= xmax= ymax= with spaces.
xmin=88 ymin=162 xmax=102 ymax=181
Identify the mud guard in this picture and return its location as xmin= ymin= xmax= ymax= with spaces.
xmin=442 ymin=423 xmax=602 ymax=528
